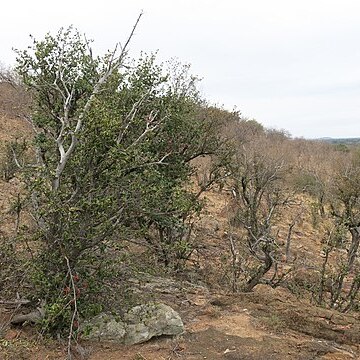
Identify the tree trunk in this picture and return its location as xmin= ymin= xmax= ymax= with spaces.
xmin=285 ymin=221 xmax=296 ymax=263
xmin=244 ymin=248 xmax=273 ymax=292
xmin=348 ymin=227 xmax=360 ymax=270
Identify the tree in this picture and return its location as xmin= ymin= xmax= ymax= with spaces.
xmin=14 ymin=22 xmax=227 ymax=339
xmin=331 ymin=156 xmax=360 ymax=270
xmin=320 ymin=152 xmax=360 ymax=311
xmin=14 ymin=18 xmax=149 ymax=339
xmin=227 ymin=135 xmax=290 ymax=291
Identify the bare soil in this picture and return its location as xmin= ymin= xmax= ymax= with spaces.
xmin=1 ymin=283 xmax=359 ymax=359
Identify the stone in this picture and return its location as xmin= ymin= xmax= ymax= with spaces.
xmin=124 ymin=302 xmax=184 ymax=345
xmin=82 ymin=313 xmax=126 ymax=342
xmin=82 ymin=302 xmax=184 ymax=345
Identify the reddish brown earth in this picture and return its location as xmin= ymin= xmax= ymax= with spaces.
xmin=2 ymin=284 xmax=359 ymax=359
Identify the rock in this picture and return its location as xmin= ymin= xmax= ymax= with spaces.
xmin=128 ymin=273 xmax=209 ymax=297
xmin=82 ymin=302 xmax=184 ymax=345
xmin=82 ymin=313 xmax=126 ymax=342
xmin=124 ymin=303 xmax=184 ymax=345
xmin=11 ymin=303 xmax=45 ymax=325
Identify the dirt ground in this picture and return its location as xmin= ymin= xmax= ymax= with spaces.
xmin=1 ymin=281 xmax=359 ymax=360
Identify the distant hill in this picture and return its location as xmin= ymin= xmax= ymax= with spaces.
xmin=318 ymin=137 xmax=360 ymax=145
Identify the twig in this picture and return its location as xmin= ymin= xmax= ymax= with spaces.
xmin=0 ymin=299 xmax=31 ymax=306
xmin=0 ymin=302 xmax=22 ymax=337
xmin=65 ymin=256 xmax=78 ymax=360
xmin=285 ymin=205 xmax=304 ymax=262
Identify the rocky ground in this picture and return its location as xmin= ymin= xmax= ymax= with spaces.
xmin=1 ymin=279 xmax=360 ymax=359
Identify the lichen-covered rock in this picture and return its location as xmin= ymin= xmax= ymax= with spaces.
xmin=124 ymin=302 xmax=184 ymax=345
xmin=82 ymin=313 xmax=126 ymax=342
xmin=82 ymin=303 xmax=184 ymax=345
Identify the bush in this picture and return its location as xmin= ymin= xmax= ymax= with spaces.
xmin=13 ymin=25 xmax=227 ymax=335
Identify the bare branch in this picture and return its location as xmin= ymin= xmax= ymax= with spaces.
xmin=117 ymin=90 xmax=150 ymax=144
xmin=127 ymin=111 xmax=164 ymax=150
xmin=51 ymin=13 xmax=143 ymax=191
xmin=65 ymin=256 xmax=78 ymax=360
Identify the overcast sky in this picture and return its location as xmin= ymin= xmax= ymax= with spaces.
xmin=1 ymin=0 xmax=359 ymax=138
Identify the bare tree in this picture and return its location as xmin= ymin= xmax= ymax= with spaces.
xmin=314 ymin=152 xmax=360 ymax=312
xmin=228 ymin=136 xmax=291 ymax=291
xmin=285 ymin=204 xmax=304 ymax=262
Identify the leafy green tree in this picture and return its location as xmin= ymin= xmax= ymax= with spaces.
xmin=14 ymin=23 xmax=227 ymax=337
xmin=14 ymin=21 xmax=144 ymax=336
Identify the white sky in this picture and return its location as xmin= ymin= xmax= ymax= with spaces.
xmin=1 ymin=0 xmax=359 ymax=138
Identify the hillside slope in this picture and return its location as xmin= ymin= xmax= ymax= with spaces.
xmin=0 ymin=83 xmax=359 ymax=360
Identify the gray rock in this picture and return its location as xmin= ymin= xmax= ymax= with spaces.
xmin=124 ymin=302 xmax=184 ymax=345
xmin=82 ymin=302 xmax=184 ymax=345
xmin=82 ymin=313 xmax=126 ymax=342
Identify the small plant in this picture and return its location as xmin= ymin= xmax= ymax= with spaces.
xmin=132 ymin=354 xmax=147 ymax=360
xmin=0 ymin=339 xmax=32 ymax=360
xmin=260 ymin=313 xmax=286 ymax=332
xmin=0 ymin=139 xmax=27 ymax=181
xmin=0 ymin=235 xmax=30 ymax=299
